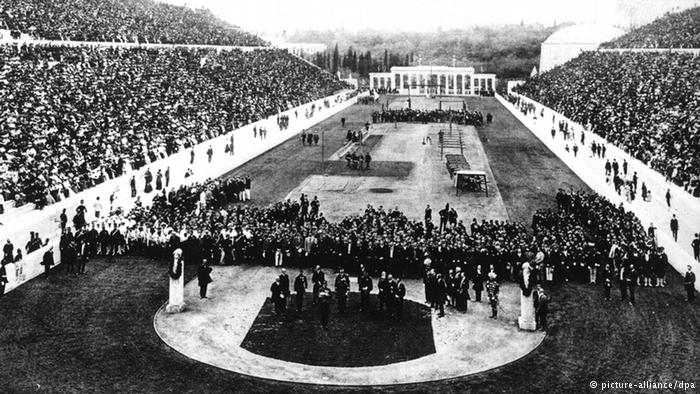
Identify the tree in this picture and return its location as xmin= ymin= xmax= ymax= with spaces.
xmin=365 ymin=51 xmax=372 ymax=74
xmin=331 ymin=44 xmax=340 ymax=74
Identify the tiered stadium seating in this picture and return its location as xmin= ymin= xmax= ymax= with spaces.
xmin=0 ymin=0 xmax=266 ymax=45
xmin=601 ymin=6 xmax=700 ymax=48
xmin=0 ymin=44 xmax=350 ymax=208
xmin=514 ymin=51 xmax=700 ymax=193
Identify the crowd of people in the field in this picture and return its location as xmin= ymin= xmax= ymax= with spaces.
xmin=51 ymin=175 xmax=670 ymax=293
xmin=371 ymin=108 xmax=485 ymax=126
xmin=0 ymin=0 xmax=266 ymax=45
xmin=6 ymin=169 xmax=694 ymax=304
xmin=533 ymin=190 xmax=668 ymax=300
xmin=49 ymin=175 xmax=251 ymax=275
xmin=513 ymin=52 xmax=700 ymax=195
xmin=600 ymin=6 xmax=700 ymax=48
xmin=0 ymin=44 xmax=349 ymax=208
xmin=357 ymin=96 xmax=379 ymax=105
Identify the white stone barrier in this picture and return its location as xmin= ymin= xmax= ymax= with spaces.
xmin=497 ymin=93 xmax=700 ymax=291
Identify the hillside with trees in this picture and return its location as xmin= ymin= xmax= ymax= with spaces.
xmin=289 ymin=24 xmax=563 ymax=79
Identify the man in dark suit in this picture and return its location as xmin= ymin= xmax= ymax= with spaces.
xmin=334 ymin=267 xmax=349 ymax=289
xmin=435 ymin=274 xmax=447 ymax=317
xmin=0 ymin=262 xmax=8 ymax=299
xmin=626 ymin=265 xmax=638 ymax=306
xmin=457 ymin=272 xmax=469 ymax=312
xmin=336 ymin=276 xmax=348 ymax=314
xmin=670 ymin=214 xmax=679 ymax=242
xmin=270 ymin=277 xmax=285 ymax=315
xmin=438 ymin=204 xmax=449 ymax=233
xmin=378 ymin=271 xmax=389 ymax=311
xmin=41 ymin=247 xmax=54 ymax=279
xmin=684 ymin=265 xmax=696 ymax=302
xmin=618 ymin=264 xmax=627 ymax=301
xmin=77 ymin=249 xmax=88 ymax=275
xmin=294 ymin=269 xmax=308 ymax=312
xmin=472 ymin=265 xmax=484 ymax=302
xmin=279 ymin=269 xmax=290 ymax=308
xmin=358 ymin=269 xmax=373 ymax=312
xmin=318 ymin=281 xmax=331 ymax=329
xmin=198 ymin=259 xmax=213 ymax=299
xmin=602 ymin=264 xmax=613 ymax=301
xmin=312 ymin=265 xmax=325 ymax=305
xmin=534 ymin=284 xmax=549 ymax=330
xmin=3 ymin=240 xmax=13 ymax=261
xmin=394 ymin=277 xmax=406 ymax=319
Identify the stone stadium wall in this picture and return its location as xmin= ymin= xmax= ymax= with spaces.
xmin=1 ymin=89 xmax=364 ymax=295
xmin=497 ymin=93 xmax=700 ymax=291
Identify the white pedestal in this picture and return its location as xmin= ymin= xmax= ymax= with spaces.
xmin=518 ymin=293 xmax=536 ymax=331
xmin=166 ymin=251 xmax=185 ymax=314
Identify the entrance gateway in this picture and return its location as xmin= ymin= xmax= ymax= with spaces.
xmin=369 ymin=65 xmax=496 ymax=96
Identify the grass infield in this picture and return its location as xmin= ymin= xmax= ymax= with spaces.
xmin=241 ymin=292 xmax=435 ymax=367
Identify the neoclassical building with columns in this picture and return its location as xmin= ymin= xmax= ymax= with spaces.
xmin=369 ymin=65 xmax=496 ymax=96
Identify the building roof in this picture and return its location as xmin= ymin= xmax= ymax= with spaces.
xmin=543 ymin=24 xmax=625 ymax=45
xmin=390 ymin=65 xmax=476 ymax=73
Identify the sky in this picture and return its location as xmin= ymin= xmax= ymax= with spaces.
xmin=163 ymin=0 xmax=698 ymax=36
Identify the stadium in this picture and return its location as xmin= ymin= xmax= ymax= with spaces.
xmin=0 ymin=1 xmax=699 ymax=393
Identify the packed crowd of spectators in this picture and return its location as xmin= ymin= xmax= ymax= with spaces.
xmin=601 ymin=7 xmax=700 ymax=49
xmin=513 ymin=51 xmax=700 ymax=194
xmin=0 ymin=0 xmax=266 ymax=45
xmin=372 ymin=108 xmax=485 ymax=126
xmin=0 ymin=44 xmax=349 ymax=208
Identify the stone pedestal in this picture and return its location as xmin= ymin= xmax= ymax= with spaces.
xmin=518 ymin=292 xmax=536 ymax=331
xmin=166 ymin=249 xmax=185 ymax=314
xmin=518 ymin=261 xmax=537 ymax=331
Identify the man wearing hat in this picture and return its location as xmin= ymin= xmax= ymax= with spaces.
xmin=41 ymin=247 xmax=54 ymax=279
xmin=270 ymin=276 xmax=285 ymax=316
xmin=197 ymin=259 xmax=213 ymax=299
xmin=485 ymin=272 xmax=499 ymax=319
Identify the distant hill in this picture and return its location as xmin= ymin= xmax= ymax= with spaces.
xmin=287 ymin=24 xmax=564 ymax=79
